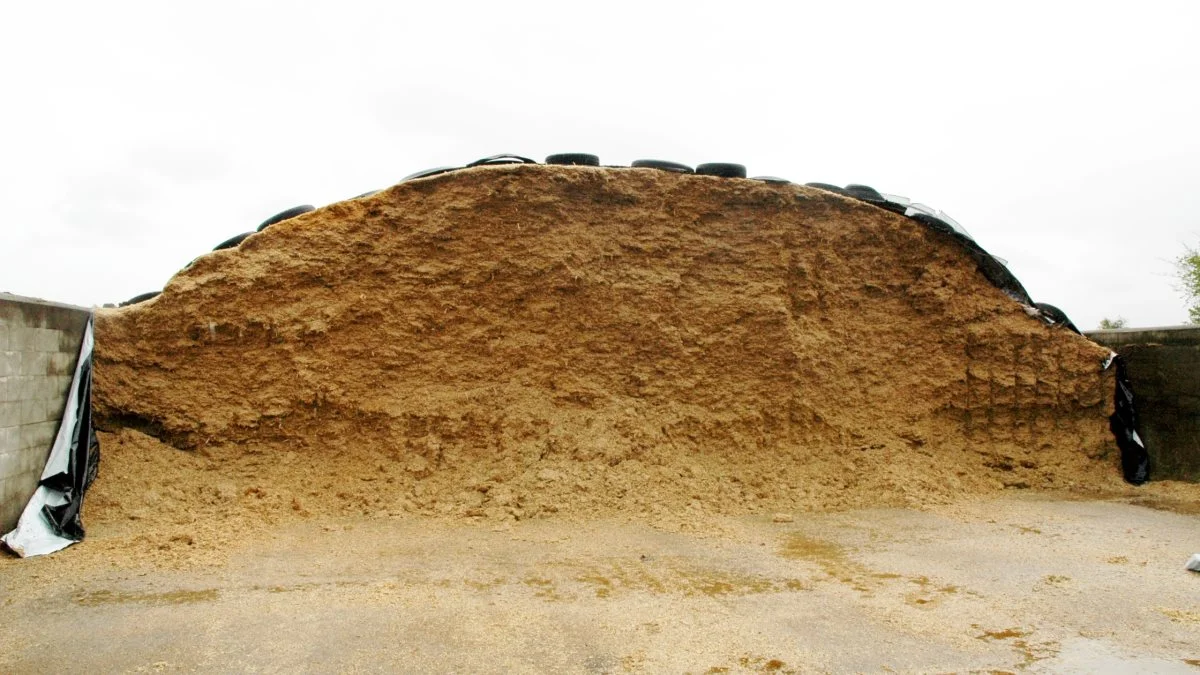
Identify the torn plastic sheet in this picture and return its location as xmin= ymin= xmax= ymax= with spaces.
xmin=2 ymin=316 xmax=100 ymax=558
xmin=1103 ymin=351 xmax=1150 ymax=485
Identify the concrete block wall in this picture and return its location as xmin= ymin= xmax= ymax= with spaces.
xmin=0 ymin=293 xmax=91 ymax=533
xmin=1087 ymin=325 xmax=1200 ymax=482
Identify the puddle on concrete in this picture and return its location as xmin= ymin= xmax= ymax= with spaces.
xmin=1124 ymin=495 xmax=1200 ymax=516
xmin=73 ymin=588 xmax=220 ymax=606
xmin=972 ymin=626 xmax=1058 ymax=668
xmin=1038 ymin=638 xmax=1196 ymax=673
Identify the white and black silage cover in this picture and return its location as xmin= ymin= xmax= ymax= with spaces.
xmin=2 ymin=316 xmax=100 ymax=557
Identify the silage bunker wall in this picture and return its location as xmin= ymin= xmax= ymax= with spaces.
xmin=1089 ymin=326 xmax=1200 ymax=481
xmin=0 ymin=294 xmax=90 ymax=532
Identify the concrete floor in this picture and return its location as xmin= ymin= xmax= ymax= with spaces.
xmin=2 ymin=495 xmax=1199 ymax=673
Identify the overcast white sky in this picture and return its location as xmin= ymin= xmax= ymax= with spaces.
xmin=2 ymin=1 xmax=1197 ymax=328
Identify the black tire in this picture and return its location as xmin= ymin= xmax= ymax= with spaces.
xmin=466 ymin=154 xmax=538 ymax=167
xmin=805 ymin=182 xmax=851 ymax=196
xmin=630 ymin=159 xmax=693 ymax=173
xmin=354 ymin=189 xmax=381 ymax=199
xmin=696 ymin=163 xmax=747 ymax=178
xmin=751 ymin=175 xmax=791 ymax=184
xmin=545 ymin=153 xmax=600 ymax=166
xmin=844 ymin=184 xmax=885 ymax=202
xmin=1034 ymin=302 xmax=1081 ymax=334
xmin=257 ymin=205 xmax=315 ymax=232
xmin=119 ymin=291 xmax=160 ymax=307
xmin=214 ymin=232 xmax=254 ymax=251
xmin=401 ymin=166 xmax=459 ymax=182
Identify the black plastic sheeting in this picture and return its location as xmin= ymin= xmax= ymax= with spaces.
xmin=1109 ymin=354 xmax=1151 ymax=484
xmin=40 ymin=317 xmax=100 ymax=541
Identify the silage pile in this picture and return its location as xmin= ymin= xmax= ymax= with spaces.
xmin=87 ymin=165 xmax=1123 ymax=532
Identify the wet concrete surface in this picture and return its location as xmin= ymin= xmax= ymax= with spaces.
xmin=3 ymin=495 xmax=1199 ymax=673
